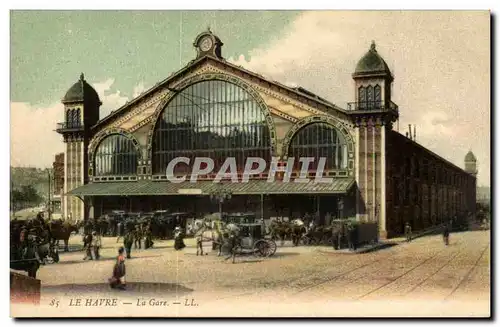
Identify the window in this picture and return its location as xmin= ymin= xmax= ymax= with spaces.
xmin=374 ymin=84 xmax=382 ymax=109
xmin=288 ymin=123 xmax=348 ymax=171
xmin=65 ymin=108 xmax=81 ymax=128
xmin=358 ymin=86 xmax=366 ymax=109
xmin=94 ymin=134 xmax=139 ymax=176
xmin=366 ymin=85 xmax=374 ymax=110
xmin=151 ymin=80 xmax=272 ymax=175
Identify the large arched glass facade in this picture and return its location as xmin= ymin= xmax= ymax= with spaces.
xmin=288 ymin=123 xmax=348 ymax=170
xmin=94 ymin=134 xmax=139 ymax=176
xmin=152 ymin=80 xmax=272 ymax=175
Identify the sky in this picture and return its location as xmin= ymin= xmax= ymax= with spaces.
xmin=10 ymin=10 xmax=490 ymax=186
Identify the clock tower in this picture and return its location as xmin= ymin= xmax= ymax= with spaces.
xmin=193 ymin=28 xmax=224 ymax=59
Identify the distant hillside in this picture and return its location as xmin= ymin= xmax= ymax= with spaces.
xmin=10 ymin=166 xmax=53 ymax=200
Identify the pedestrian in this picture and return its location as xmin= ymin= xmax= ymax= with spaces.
xmin=347 ymin=222 xmax=357 ymax=251
xmin=134 ymin=225 xmax=142 ymax=249
xmin=174 ymin=227 xmax=186 ymax=251
xmin=443 ymin=223 xmax=450 ymax=246
xmin=116 ymin=222 xmax=123 ymax=243
xmin=109 ymin=247 xmax=126 ymax=290
xmin=83 ymin=232 xmax=93 ymax=260
xmin=90 ymin=231 xmax=101 ymax=260
xmin=144 ymin=223 xmax=154 ymax=249
xmin=124 ymin=230 xmax=134 ymax=259
xmin=404 ymin=222 xmax=412 ymax=242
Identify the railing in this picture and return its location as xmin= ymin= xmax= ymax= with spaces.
xmin=346 ymin=101 xmax=399 ymax=113
xmin=55 ymin=122 xmax=83 ymax=131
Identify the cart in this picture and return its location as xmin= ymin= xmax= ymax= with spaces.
xmin=234 ymin=223 xmax=277 ymax=257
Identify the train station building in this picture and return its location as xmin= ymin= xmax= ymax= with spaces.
xmin=57 ymin=29 xmax=477 ymax=238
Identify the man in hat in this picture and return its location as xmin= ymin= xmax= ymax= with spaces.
xmin=144 ymin=223 xmax=154 ymax=249
xmin=124 ymin=230 xmax=134 ymax=259
xmin=174 ymin=226 xmax=186 ymax=251
xmin=404 ymin=222 xmax=412 ymax=242
xmin=134 ymin=225 xmax=142 ymax=249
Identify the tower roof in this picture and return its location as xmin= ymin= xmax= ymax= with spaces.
xmin=465 ymin=150 xmax=477 ymax=162
xmin=62 ymin=73 xmax=102 ymax=104
xmin=353 ymin=41 xmax=392 ymax=78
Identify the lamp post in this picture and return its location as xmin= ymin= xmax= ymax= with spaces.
xmin=209 ymin=185 xmax=233 ymax=220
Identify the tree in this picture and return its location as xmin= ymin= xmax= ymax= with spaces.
xmin=11 ymin=185 xmax=43 ymax=212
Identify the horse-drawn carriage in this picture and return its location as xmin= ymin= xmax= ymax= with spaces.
xmin=222 ymin=212 xmax=257 ymax=224
xmin=10 ymin=230 xmax=60 ymax=278
xmin=235 ymin=223 xmax=277 ymax=257
xmin=217 ymin=213 xmax=277 ymax=262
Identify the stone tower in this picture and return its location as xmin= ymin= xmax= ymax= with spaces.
xmin=464 ymin=150 xmax=478 ymax=177
xmin=56 ymin=73 xmax=101 ymax=221
xmin=351 ymin=41 xmax=398 ymax=239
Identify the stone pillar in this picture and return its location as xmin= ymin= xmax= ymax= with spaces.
xmin=355 ymin=116 xmax=387 ymax=239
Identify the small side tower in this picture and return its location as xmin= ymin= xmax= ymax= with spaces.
xmin=352 ymin=41 xmax=395 ymax=111
xmin=464 ymin=150 xmax=478 ymax=176
xmin=56 ymin=73 xmax=101 ymax=221
xmin=350 ymin=41 xmax=399 ymax=239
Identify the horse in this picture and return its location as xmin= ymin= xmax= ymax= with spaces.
xmin=213 ymin=223 xmax=241 ymax=263
xmin=49 ymin=221 xmax=79 ymax=252
xmin=290 ymin=219 xmax=307 ymax=246
xmin=269 ymin=220 xmax=292 ymax=246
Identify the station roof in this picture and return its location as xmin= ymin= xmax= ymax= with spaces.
xmin=67 ymin=179 xmax=355 ymax=197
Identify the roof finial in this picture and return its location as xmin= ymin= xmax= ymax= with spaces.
xmin=370 ymin=40 xmax=376 ymax=52
xmin=207 ymin=25 xmax=211 ymax=33
xmin=80 ymin=72 xmax=85 ymax=81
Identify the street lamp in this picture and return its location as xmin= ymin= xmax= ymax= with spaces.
xmin=209 ymin=185 xmax=233 ymax=220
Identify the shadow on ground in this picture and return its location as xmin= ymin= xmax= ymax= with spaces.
xmin=42 ymin=282 xmax=193 ymax=296
xmin=57 ymin=254 xmax=163 ymax=265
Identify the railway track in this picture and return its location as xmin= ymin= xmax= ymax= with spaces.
xmin=444 ymin=243 xmax=490 ymax=300
xmin=294 ymin=240 xmax=455 ymax=297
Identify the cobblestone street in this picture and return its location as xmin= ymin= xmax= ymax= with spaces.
xmin=12 ymin=230 xmax=490 ymax=317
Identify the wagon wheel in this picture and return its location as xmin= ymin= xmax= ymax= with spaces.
xmin=266 ymin=239 xmax=277 ymax=257
xmin=301 ymin=235 xmax=311 ymax=246
xmin=254 ymin=240 xmax=269 ymax=257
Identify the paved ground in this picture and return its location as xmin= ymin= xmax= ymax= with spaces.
xmin=11 ymin=229 xmax=490 ymax=317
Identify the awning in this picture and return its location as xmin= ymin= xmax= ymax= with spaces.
xmin=67 ymin=178 xmax=355 ymax=197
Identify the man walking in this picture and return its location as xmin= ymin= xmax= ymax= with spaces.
xmin=404 ymin=222 xmax=412 ymax=242
xmin=124 ymin=230 xmax=134 ymax=259
xmin=443 ymin=223 xmax=450 ymax=246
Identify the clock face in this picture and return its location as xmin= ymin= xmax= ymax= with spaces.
xmin=199 ymin=36 xmax=213 ymax=52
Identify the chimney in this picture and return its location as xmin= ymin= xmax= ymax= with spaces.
xmin=413 ymin=125 xmax=416 ymax=141
xmin=408 ymin=124 xmax=412 ymax=140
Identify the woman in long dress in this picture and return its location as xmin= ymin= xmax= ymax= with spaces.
xmin=109 ymin=247 xmax=126 ymax=290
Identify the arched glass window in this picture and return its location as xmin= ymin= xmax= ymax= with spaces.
xmin=374 ymin=84 xmax=382 ymax=109
xmin=366 ymin=85 xmax=374 ymax=110
xmin=94 ymin=134 xmax=139 ymax=176
xmin=152 ymin=80 xmax=272 ymax=175
xmin=288 ymin=123 xmax=347 ymax=171
xmin=75 ymin=109 xmax=81 ymax=127
xmin=65 ymin=109 xmax=72 ymax=126
xmin=358 ymin=86 xmax=366 ymax=109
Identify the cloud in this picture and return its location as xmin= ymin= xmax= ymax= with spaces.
xmin=133 ymin=82 xmax=146 ymax=98
xmin=10 ymin=79 xmax=141 ymax=168
xmin=229 ymin=11 xmax=490 ymax=186
xmin=93 ymin=78 xmax=129 ymax=118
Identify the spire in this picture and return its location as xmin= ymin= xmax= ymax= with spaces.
xmin=370 ymin=40 xmax=377 ymax=52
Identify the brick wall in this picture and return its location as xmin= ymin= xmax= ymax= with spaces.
xmin=385 ymin=131 xmax=476 ymax=238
